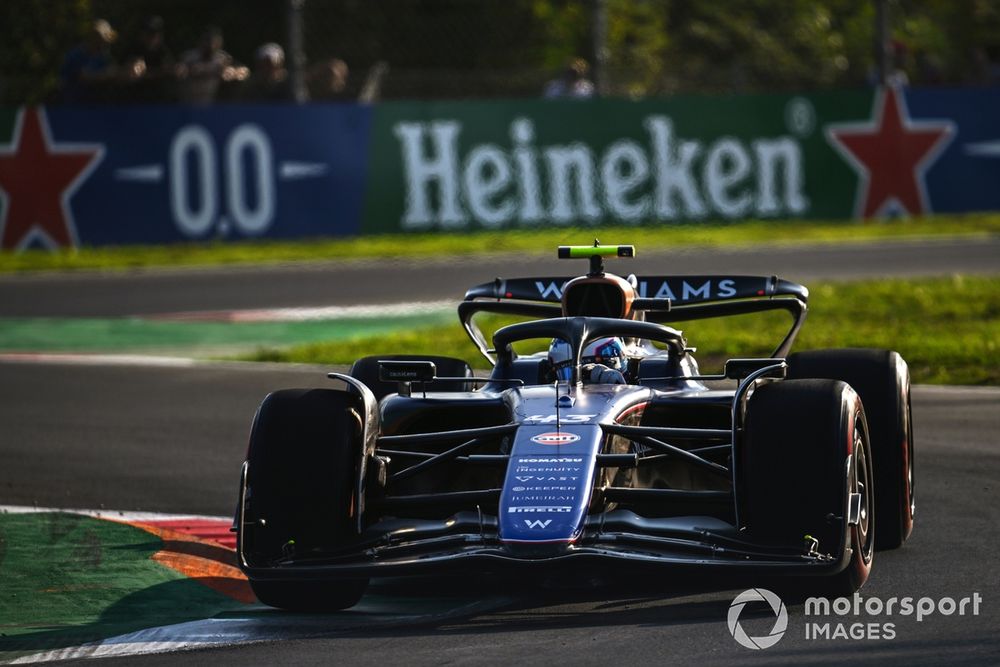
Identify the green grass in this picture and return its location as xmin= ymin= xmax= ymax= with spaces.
xmin=0 ymin=311 xmax=452 ymax=355
xmin=243 ymin=275 xmax=1000 ymax=386
xmin=0 ymin=513 xmax=248 ymax=656
xmin=2 ymin=213 xmax=998 ymax=274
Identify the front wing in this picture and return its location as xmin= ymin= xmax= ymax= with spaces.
xmin=238 ymin=508 xmax=853 ymax=582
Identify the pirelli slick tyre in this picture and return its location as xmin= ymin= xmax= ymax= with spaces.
xmin=787 ymin=349 xmax=914 ymax=550
xmin=250 ymin=579 xmax=368 ymax=614
xmin=743 ymin=380 xmax=874 ymax=597
xmin=242 ymin=388 xmax=368 ymax=611
xmin=350 ymin=354 xmax=474 ymax=401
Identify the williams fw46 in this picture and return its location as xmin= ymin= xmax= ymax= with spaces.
xmin=235 ymin=244 xmax=915 ymax=610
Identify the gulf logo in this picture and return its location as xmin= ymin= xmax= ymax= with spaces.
xmin=530 ymin=432 xmax=581 ymax=445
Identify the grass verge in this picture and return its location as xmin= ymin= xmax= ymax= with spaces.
xmin=243 ymin=275 xmax=1000 ymax=386
xmin=1 ymin=213 xmax=998 ymax=274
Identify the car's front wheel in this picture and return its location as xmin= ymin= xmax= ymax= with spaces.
xmin=787 ymin=349 xmax=914 ymax=549
xmin=241 ymin=388 xmax=368 ymax=611
xmin=742 ymin=379 xmax=875 ymax=597
xmin=250 ymin=579 xmax=368 ymax=613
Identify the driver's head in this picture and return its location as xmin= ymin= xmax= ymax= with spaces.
xmin=548 ymin=337 xmax=627 ymax=381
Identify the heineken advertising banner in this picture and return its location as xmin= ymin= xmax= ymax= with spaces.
xmin=2 ymin=87 xmax=1000 ymax=249
xmin=364 ymin=87 xmax=1000 ymax=232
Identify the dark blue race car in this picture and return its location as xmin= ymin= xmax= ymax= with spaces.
xmin=235 ymin=244 xmax=915 ymax=610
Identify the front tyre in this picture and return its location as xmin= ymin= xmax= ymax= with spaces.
xmin=250 ymin=579 xmax=368 ymax=613
xmin=241 ymin=388 xmax=368 ymax=611
xmin=788 ymin=349 xmax=914 ymax=549
xmin=743 ymin=380 xmax=875 ymax=597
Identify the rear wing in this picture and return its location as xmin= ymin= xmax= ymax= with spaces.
xmin=459 ymin=275 xmax=809 ymax=365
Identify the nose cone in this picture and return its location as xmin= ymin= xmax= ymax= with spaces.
xmin=498 ymin=425 xmax=601 ymax=547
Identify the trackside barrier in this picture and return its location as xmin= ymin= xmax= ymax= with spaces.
xmin=2 ymin=86 xmax=999 ymax=250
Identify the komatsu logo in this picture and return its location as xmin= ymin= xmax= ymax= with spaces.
xmin=517 ymin=457 xmax=583 ymax=463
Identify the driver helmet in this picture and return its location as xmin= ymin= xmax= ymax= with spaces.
xmin=548 ymin=337 xmax=628 ymax=381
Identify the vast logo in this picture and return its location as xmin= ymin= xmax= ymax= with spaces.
xmin=727 ymin=588 xmax=788 ymax=650
xmin=530 ymin=432 xmax=581 ymax=445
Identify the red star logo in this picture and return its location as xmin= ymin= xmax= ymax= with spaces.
xmin=826 ymin=87 xmax=954 ymax=218
xmin=0 ymin=107 xmax=103 ymax=250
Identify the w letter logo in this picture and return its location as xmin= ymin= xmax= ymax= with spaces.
xmin=524 ymin=519 xmax=552 ymax=529
xmin=535 ymin=281 xmax=563 ymax=300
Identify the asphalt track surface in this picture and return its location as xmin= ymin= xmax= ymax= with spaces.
xmin=2 ymin=237 xmax=998 ymax=664
xmin=1 ymin=359 xmax=998 ymax=665
xmin=1 ymin=236 xmax=998 ymax=317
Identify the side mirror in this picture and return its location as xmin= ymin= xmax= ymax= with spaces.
xmin=378 ymin=360 xmax=437 ymax=383
xmin=378 ymin=360 xmax=437 ymax=397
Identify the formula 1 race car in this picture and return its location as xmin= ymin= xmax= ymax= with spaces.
xmin=235 ymin=243 xmax=915 ymax=610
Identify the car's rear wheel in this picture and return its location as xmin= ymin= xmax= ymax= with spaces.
xmin=242 ymin=388 xmax=368 ymax=611
xmin=787 ymin=349 xmax=914 ymax=549
xmin=350 ymin=354 xmax=474 ymax=401
xmin=743 ymin=379 xmax=874 ymax=597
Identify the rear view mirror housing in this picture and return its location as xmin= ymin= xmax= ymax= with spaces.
xmin=378 ymin=360 xmax=437 ymax=397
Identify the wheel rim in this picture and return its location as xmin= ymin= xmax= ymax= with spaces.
xmin=906 ymin=392 xmax=915 ymax=517
xmin=854 ymin=416 xmax=874 ymax=560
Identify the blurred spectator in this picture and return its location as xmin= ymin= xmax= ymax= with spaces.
xmin=888 ymin=41 xmax=912 ymax=87
xmin=307 ymin=58 xmax=389 ymax=103
xmin=126 ymin=16 xmax=173 ymax=72
xmin=308 ymin=57 xmax=350 ymax=100
xmin=868 ymin=40 xmax=910 ymax=87
xmin=358 ymin=61 xmax=389 ymax=103
xmin=543 ymin=57 xmax=595 ymax=98
xmin=915 ymin=50 xmax=945 ymax=86
xmin=59 ymin=19 xmax=118 ymax=103
xmin=178 ymin=26 xmax=248 ymax=104
xmin=246 ymin=42 xmax=293 ymax=101
xmin=122 ymin=16 xmax=178 ymax=102
xmin=969 ymin=47 xmax=1000 ymax=87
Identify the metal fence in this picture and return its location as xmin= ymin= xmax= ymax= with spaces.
xmin=1 ymin=0 xmax=998 ymax=105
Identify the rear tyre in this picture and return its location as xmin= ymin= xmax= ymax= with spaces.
xmin=787 ymin=349 xmax=914 ymax=549
xmin=242 ymin=388 xmax=368 ymax=611
xmin=350 ymin=354 xmax=474 ymax=401
xmin=743 ymin=380 xmax=875 ymax=597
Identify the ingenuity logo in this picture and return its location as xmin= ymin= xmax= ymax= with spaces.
xmin=727 ymin=588 xmax=788 ymax=650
